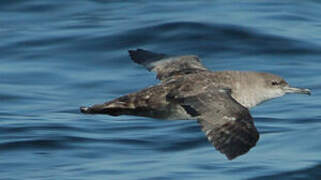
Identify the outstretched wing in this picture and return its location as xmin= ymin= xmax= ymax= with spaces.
xmin=167 ymin=84 xmax=259 ymax=160
xmin=128 ymin=49 xmax=208 ymax=81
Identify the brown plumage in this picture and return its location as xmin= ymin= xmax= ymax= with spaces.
xmin=80 ymin=49 xmax=310 ymax=160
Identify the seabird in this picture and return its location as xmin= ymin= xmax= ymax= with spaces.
xmin=80 ymin=49 xmax=311 ymax=160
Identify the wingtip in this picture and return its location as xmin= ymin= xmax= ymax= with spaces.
xmin=226 ymin=154 xmax=238 ymax=160
xmin=128 ymin=48 xmax=145 ymax=54
xmin=128 ymin=49 xmax=135 ymax=55
xmin=128 ymin=49 xmax=141 ymax=63
xmin=128 ymin=48 xmax=156 ymax=65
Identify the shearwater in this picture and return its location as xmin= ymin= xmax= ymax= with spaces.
xmin=80 ymin=49 xmax=311 ymax=160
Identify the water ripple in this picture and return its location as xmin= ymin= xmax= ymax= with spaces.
xmin=1 ymin=0 xmax=321 ymax=179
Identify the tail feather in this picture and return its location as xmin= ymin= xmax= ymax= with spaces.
xmin=80 ymin=97 xmax=134 ymax=116
xmin=80 ymin=84 xmax=170 ymax=118
xmin=80 ymin=105 xmax=121 ymax=116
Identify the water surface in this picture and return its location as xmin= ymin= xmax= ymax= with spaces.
xmin=1 ymin=0 xmax=321 ymax=179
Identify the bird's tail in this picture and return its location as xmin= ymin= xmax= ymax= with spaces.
xmin=81 ymin=85 xmax=170 ymax=118
xmin=80 ymin=94 xmax=153 ymax=117
xmin=80 ymin=95 xmax=146 ymax=117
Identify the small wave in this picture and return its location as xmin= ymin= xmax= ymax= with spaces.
xmin=249 ymin=163 xmax=321 ymax=180
xmin=99 ymin=21 xmax=321 ymax=56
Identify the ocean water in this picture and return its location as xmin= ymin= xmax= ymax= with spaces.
xmin=1 ymin=0 xmax=321 ymax=179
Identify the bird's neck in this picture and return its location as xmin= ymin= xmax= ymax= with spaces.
xmin=231 ymin=87 xmax=285 ymax=109
xmin=231 ymin=93 xmax=261 ymax=109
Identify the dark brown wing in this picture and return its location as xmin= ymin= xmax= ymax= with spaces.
xmin=167 ymin=84 xmax=259 ymax=160
xmin=128 ymin=49 xmax=208 ymax=81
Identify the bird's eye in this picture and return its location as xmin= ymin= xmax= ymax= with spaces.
xmin=271 ymin=81 xmax=278 ymax=86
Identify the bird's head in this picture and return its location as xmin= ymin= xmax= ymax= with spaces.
xmin=230 ymin=72 xmax=311 ymax=108
xmin=261 ymin=72 xmax=311 ymax=97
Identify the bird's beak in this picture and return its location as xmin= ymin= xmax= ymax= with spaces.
xmin=283 ymin=86 xmax=311 ymax=96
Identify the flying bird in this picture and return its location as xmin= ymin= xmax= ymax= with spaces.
xmin=80 ymin=49 xmax=311 ymax=160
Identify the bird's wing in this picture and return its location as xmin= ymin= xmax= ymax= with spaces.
xmin=167 ymin=84 xmax=259 ymax=160
xmin=128 ymin=49 xmax=208 ymax=81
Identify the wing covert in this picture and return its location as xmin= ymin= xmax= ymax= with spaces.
xmin=167 ymin=84 xmax=259 ymax=160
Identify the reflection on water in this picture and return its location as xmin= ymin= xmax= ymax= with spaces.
xmin=0 ymin=0 xmax=320 ymax=179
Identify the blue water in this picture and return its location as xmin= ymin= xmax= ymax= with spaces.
xmin=1 ymin=1 xmax=321 ymax=179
